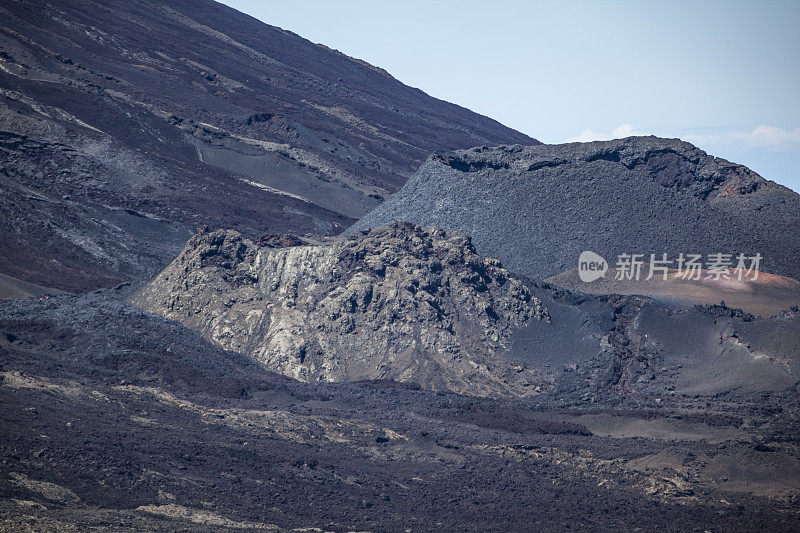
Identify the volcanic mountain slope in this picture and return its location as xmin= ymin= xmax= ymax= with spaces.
xmin=352 ymin=136 xmax=800 ymax=281
xmin=133 ymin=223 xmax=551 ymax=398
xmin=0 ymin=0 xmax=536 ymax=292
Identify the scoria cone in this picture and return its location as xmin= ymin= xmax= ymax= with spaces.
xmin=351 ymin=136 xmax=800 ymax=281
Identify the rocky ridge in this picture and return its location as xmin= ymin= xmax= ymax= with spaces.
xmin=133 ymin=223 xmax=550 ymax=398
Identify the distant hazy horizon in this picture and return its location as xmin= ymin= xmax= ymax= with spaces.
xmin=220 ymin=0 xmax=800 ymax=193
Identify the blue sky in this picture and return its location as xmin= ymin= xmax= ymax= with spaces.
xmin=220 ymin=0 xmax=800 ymax=192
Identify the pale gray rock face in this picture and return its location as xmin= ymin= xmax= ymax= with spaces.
xmin=351 ymin=136 xmax=800 ymax=281
xmin=133 ymin=223 xmax=550 ymax=398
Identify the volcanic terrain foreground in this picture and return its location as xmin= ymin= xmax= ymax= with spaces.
xmin=1 ymin=288 xmax=800 ymax=530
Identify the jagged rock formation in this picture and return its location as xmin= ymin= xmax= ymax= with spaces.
xmin=0 ymin=0 xmax=535 ymax=291
xmin=133 ymin=223 xmax=549 ymax=397
xmin=352 ymin=137 xmax=800 ymax=281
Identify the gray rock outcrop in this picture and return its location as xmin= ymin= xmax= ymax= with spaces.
xmin=133 ymin=223 xmax=549 ymax=398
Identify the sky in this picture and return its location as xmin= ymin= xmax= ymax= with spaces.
xmin=220 ymin=0 xmax=800 ymax=192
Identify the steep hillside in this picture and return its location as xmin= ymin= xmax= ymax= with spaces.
xmin=0 ymin=0 xmax=536 ymax=291
xmin=132 ymin=223 xmax=550 ymax=398
xmin=352 ymin=137 xmax=800 ymax=281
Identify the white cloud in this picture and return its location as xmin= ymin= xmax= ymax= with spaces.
xmin=565 ymin=124 xmax=645 ymax=143
xmin=684 ymin=126 xmax=800 ymax=150
xmin=566 ymin=124 xmax=800 ymax=151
